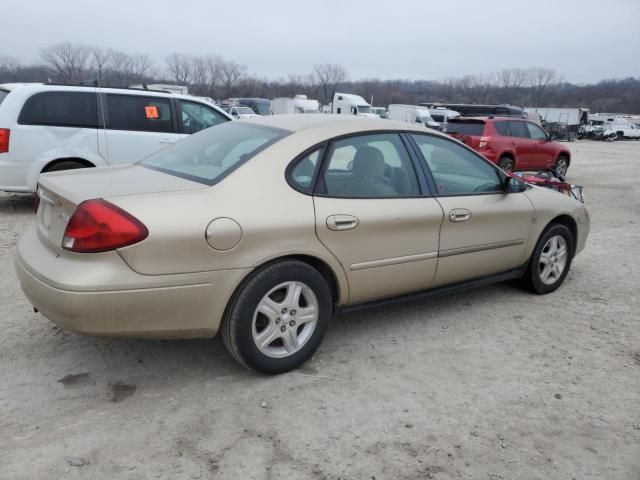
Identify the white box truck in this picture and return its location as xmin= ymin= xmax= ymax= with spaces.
xmin=388 ymin=104 xmax=441 ymax=130
xmin=331 ymin=93 xmax=378 ymax=117
xmin=272 ymin=95 xmax=320 ymax=114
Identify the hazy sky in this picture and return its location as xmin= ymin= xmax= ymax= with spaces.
xmin=2 ymin=0 xmax=639 ymax=83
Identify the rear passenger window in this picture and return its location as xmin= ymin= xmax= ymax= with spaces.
xmin=508 ymin=121 xmax=529 ymax=138
xmin=289 ymin=148 xmax=323 ymax=193
xmin=106 ymin=95 xmax=174 ymax=133
xmin=494 ymin=121 xmax=510 ymax=136
xmin=18 ymin=91 xmax=98 ymax=128
xmin=321 ymin=134 xmax=420 ymax=198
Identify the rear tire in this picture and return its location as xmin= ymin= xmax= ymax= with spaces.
xmin=520 ymin=224 xmax=574 ymax=294
xmin=498 ymin=156 xmax=514 ymax=172
xmin=221 ymin=260 xmax=332 ymax=374
xmin=44 ymin=160 xmax=90 ymax=173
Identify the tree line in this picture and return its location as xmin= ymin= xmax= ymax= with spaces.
xmin=1 ymin=42 xmax=639 ymax=113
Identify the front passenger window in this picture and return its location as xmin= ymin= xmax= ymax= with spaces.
xmin=321 ymin=134 xmax=420 ymax=198
xmin=411 ymin=134 xmax=503 ymax=195
xmin=179 ymin=101 xmax=228 ymax=134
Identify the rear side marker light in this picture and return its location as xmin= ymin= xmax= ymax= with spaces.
xmin=62 ymin=199 xmax=148 ymax=253
xmin=0 ymin=128 xmax=10 ymax=153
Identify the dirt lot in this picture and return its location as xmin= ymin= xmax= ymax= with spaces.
xmin=1 ymin=140 xmax=639 ymax=480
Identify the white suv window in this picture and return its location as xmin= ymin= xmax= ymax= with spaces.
xmin=106 ymin=94 xmax=174 ymax=133
xmin=18 ymin=91 xmax=98 ymax=128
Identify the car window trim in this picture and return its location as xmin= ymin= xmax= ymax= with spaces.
xmin=102 ymin=92 xmax=178 ymax=134
xmin=406 ymin=131 xmax=509 ymax=197
xmin=312 ymin=130 xmax=429 ymax=200
xmin=285 ymin=142 xmax=328 ymax=195
xmin=17 ymin=90 xmax=100 ymax=129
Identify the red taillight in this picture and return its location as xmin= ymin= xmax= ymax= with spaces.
xmin=0 ymin=128 xmax=10 ymax=153
xmin=34 ymin=189 xmax=41 ymax=214
xmin=479 ymin=136 xmax=491 ymax=148
xmin=62 ymin=199 xmax=148 ymax=253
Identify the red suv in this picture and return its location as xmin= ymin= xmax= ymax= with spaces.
xmin=446 ymin=117 xmax=571 ymax=177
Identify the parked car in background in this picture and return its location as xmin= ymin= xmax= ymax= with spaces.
xmin=421 ymin=103 xmax=527 ymax=118
xmin=388 ymin=104 xmax=440 ymax=130
xmin=0 ymin=83 xmax=231 ymax=193
xmin=370 ymin=107 xmax=388 ymax=119
xmin=234 ymin=98 xmax=272 ymax=116
xmin=427 ymin=107 xmax=460 ymax=132
xmin=16 ymin=115 xmax=589 ymax=374
xmin=221 ymin=105 xmax=259 ymax=119
xmin=604 ymin=122 xmax=640 ymax=140
xmin=271 ymin=95 xmax=320 ymax=114
xmin=331 ymin=93 xmax=378 ymax=117
xmin=446 ymin=117 xmax=572 ymax=177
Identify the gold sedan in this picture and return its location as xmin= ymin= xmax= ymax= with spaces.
xmin=15 ymin=115 xmax=590 ymax=373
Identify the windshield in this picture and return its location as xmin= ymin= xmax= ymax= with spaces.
xmin=0 ymin=89 xmax=8 ymax=105
xmin=141 ymin=123 xmax=288 ymax=185
xmin=421 ymin=116 xmax=435 ymax=124
xmin=357 ymin=105 xmax=371 ymax=114
xmin=236 ymin=107 xmax=255 ymax=115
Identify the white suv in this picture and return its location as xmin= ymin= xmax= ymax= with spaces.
xmin=0 ymin=83 xmax=231 ymax=193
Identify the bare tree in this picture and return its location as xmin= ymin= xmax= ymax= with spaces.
xmin=220 ymin=60 xmax=247 ymax=98
xmin=90 ymin=46 xmax=111 ymax=85
xmin=106 ymin=49 xmax=134 ymax=85
xmin=0 ymin=55 xmax=20 ymax=82
xmin=528 ymin=67 xmax=560 ymax=106
xmin=130 ymin=53 xmax=152 ymax=83
xmin=165 ymin=53 xmax=192 ymax=85
xmin=40 ymin=42 xmax=92 ymax=83
xmin=313 ymin=63 xmax=348 ymax=103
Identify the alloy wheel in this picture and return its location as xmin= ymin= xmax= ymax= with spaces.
xmin=252 ymin=281 xmax=319 ymax=358
xmin=538 ymin=235 xmax=568 ymax=285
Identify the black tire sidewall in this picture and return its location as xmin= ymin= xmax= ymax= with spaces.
xmin=227 ymin=261 xmax=331 ymax=374
xmin=528 ymin=224 xmax=574 ymax=294
xmin=555 ymin=155 xmax=569 ymax=177
xmin=498 ymin=157 xmax=514 ymax=171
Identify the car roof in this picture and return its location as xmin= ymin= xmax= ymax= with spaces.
xmin=451 ymin=116 xmax=520 ymax=122
xmin=241 ymin=114 xmax=449 ymax=136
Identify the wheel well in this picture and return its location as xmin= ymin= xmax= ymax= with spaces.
xmin=42 ymin=157 xmax=95 ymax=173
xmin=548 ymin=215 xmax=578 ymax=253
xmin=288 ymin=255 xmax=340 ymax=304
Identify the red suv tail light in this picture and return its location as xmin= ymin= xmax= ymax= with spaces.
xmin=479 ymin=136 xmax=491 ymax=148
xmin=62 ymin=199 xmax=148 ymax=253
xmin=0 ymin=128 xmax=10 ymax=153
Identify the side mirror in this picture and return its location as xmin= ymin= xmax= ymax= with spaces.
xmin=505 ymin=176 xmax=526 ymax=194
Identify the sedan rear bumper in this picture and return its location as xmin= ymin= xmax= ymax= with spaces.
xmin=15 ymin=226 xmax=250 ymax=338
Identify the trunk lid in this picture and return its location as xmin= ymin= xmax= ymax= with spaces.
xmin=36 ymin=165 xmax=206 ymax=250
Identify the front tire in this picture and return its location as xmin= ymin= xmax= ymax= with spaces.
xmin=221 ymin=260 xmax=332 ymax=374
xmin=520 ymin=224 xmax=574 ymax=294
xmin=498 ymin=156 xmax=514 ymax=172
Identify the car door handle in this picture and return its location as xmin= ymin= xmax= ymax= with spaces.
xmin=326 ymin=214 xmax=359 ymax=231
xmin=160 ymin=138 xmax=178 ymax=145
xmin=449 ymin=209 xmax=472 ymax=223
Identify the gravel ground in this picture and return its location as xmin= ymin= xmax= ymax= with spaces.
xmin=1 ymin=140 xmax=639 ymax=480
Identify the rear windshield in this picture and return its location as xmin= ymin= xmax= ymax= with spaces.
xmin=445 ymin=121 xmax=485 ymax=135
xmin=141 ymin=122 xmax=288 ymax=185
xmin=0 ymin=89 xmax=8 ymax=106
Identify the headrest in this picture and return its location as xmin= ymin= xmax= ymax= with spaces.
xmin=353 ymin=146 xmax=385 ymax=179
